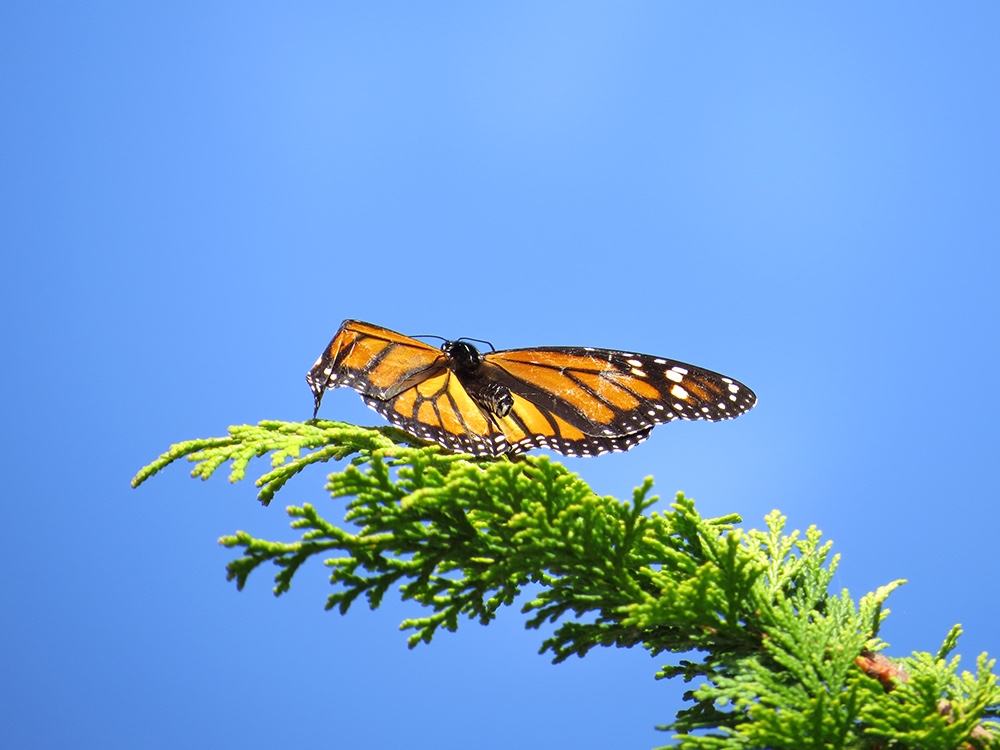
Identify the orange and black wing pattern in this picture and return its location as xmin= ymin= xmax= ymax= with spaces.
xmin=306 ymin=320 xmax=447 ymax=404
xmin=306 ymin=320 xmax=756 ymax=457
xmin=306 ymin=320 xmax=507 ymax=455
xmin=478 ymin=346 xmax=756 ymax=456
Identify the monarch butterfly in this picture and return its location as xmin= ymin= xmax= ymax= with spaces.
xmin=307 ymin=320 xmax=756 ymax=458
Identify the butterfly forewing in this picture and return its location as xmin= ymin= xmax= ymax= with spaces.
xmin=307 ymin=320 xmax=447 ymax=406
xmin=484 ymin=347 xmax=756 ymax=437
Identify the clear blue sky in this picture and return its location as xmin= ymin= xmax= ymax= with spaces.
xmin=3 ymin=3 xmax=999 ymax=748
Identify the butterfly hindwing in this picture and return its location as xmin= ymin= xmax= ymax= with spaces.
xmin=362 ymin=370 xmax=509 ymax=455
xmin=492 ymin=391 xmax=656 ymax=456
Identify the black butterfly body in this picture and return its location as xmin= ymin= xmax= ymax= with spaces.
xmin=306 ymin=320 xmax=756 ymax=457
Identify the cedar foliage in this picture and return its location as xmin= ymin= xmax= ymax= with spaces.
xmin=132 ymin=420 xmax=999 ymax=749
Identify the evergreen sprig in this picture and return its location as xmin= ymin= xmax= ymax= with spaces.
xmin=132 ymin=420 xmax=1000 ymax=749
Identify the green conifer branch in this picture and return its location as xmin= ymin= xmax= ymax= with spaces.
xmin=132 ymin=420 xmax=1000 ymax=749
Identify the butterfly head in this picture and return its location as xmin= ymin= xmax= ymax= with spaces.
xmin=441 ymin=339 xmax=484 ymax=374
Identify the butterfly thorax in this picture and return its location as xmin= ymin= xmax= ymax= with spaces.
xmin=442 ymin=340 xmax=514 ymax=418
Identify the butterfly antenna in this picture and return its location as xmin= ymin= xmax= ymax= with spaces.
xmin=457 ymin=336 xmax=496 ymax=352
xmin=412 ymin=332 xmax=496 ymax=351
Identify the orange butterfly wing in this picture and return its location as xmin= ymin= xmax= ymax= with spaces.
xmin=307 ymin=321 xmax=511 ymax=454
xmin=478 ymin=347 xmax=756 ymax=456
xmin=307 ymin=320 xmax=446 ymax=407
xmin=307 ymin=321 xmax=756 ymax=457
xmin=484 ymin=386 xmax=655 ymax=457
